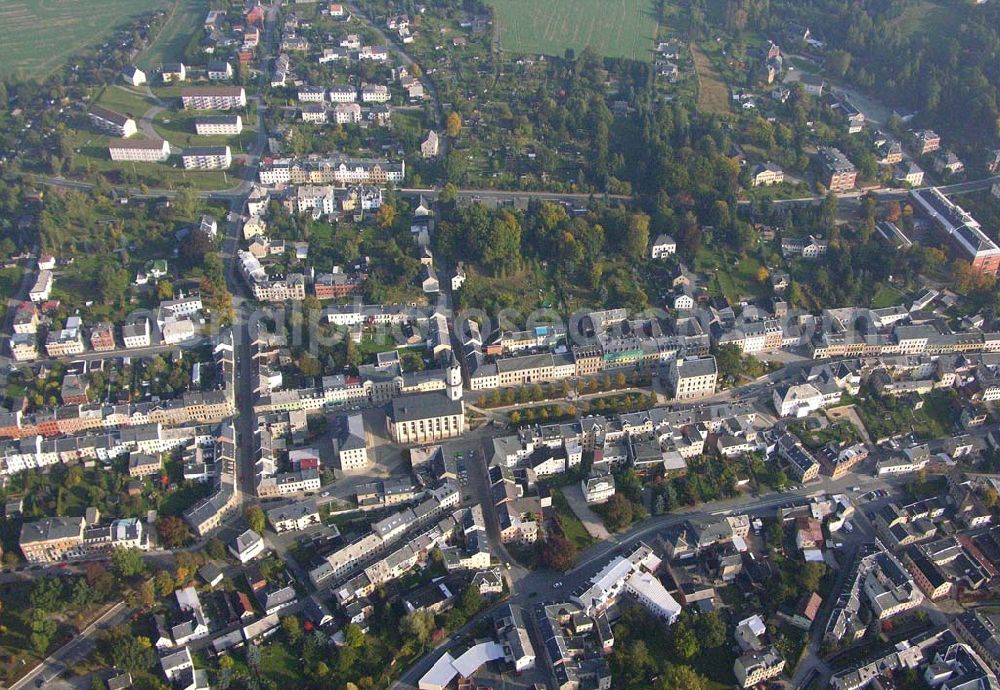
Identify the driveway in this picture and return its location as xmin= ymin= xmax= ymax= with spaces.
xmin=561 ymin=484 xmax=611 ymax=540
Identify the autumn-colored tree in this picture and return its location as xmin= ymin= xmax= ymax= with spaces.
xmin=884 ymin=200 xmax=902 ymax=223
xmin=446 ymin=111 xmax=462 ymax=138
xmin=156 ymin=516 xmax=191 ymax=548
xmin=540 ymin=530 xmax=578 ymax=571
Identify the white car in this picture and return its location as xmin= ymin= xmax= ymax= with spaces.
xmin=553 ymin=581 xmax=563 ymax=589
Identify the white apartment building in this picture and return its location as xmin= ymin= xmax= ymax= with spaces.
xmin=88 ymin=106 xmax=137 ymax=137
xmin=181 ymin=146 xmax=232 ymax=170
xmin=195 ymin=115 xmax=243 ymax=135
xmin=108 ymin=138 xmax=170 ymax=162
xmin=667 ymin=356 xmax=718 ymax=400
xmin=123 ymin=318 xmax=152 ymax=349
xmin=181 ymin=86 xmax=247 ymax=110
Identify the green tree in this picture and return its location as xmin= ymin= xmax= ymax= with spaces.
xmin=245 ymin=505 xmax=266 ymax=534
xmin=659 ymin=664 xmax=709 ymax=690
xmin=602 ymin=493 xmax=634 ymax=531
xmin=460 ymin=583 xmax=482 ymax=616
xmin=99 ymin=625 xmax=154 ymax=673
xmin=111 ymin=547 xmax=146 ymax=579
xmin=695 ymin=610 xmax=726 ymax=648
xmin=624 ymin=213 xmax=651 ymax=261
xmin=206 ymin=537 xmax=227 ymax=561
xmin=798 ymin=561 xmax=827 ymax=592
xmin=670 ymin=620 xmax=700 ymax=660
xmin=281 ymin=615 xmax=303 ymax=644
xmin=402 ymin=609 xmax=436 ymax=647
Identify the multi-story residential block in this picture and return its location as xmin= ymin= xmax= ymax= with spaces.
xmin=421 ymin=130 xmax=439 ymax=158
xmin=298 ymin=86 xmax=326 ymax=102
xmin=9 ymin=334 xmax=38 ymax=361
xmin=776 ymin=433 xmax=820 ymax=482
xmin=89 ymin=322 xmax=116 ymax=351
xmin=734 ymin=648 xmax=786 ymax=688
xmin=122 ymin=317 xmax=152 ymax=349
xmin=334 ymin=102 xmax=362 ymax=123
xmin=650 ymin=233 xmax=677 ymax=258
xmin=88 ymin=105 xmax=137 ymax=137
xmin=327 ymin=84 xmax=357 ymax=102
xmin=229 ymin=529 xmax=265 ymax=563
xmin=910 ymin=129 xmax=941 ymax=156
xmin=301 ymin=104 xmax=328 ymax=124
xmin=816 ymin=146 xmax=857 ymax=192
xmin=181 ymin=146 xmax=232 ymax=170
xmin=19 ymin=516 xmax=85 ymax=563
xmin=313 ymin=271 xmax=363 ymax=299
xmin=161 ymin=62 xmax=186 ymax=82
xmin=45 ymin=326 xmax=85 ymax=357
xmin=29 ymin=270 xmax=52 ymax=302
xmin=360 ymin=84 xmax=390 ymax=103
xmin=257 ymin=156 xmax=405 ymax=185
xmin=910 ymin=188 xmax=1000 ymax=276
xmin=207 ymin=61 xmax=233 ymax=80
xmin=336 ymin=413 xmax=370 ymax=470
xmin=181 ymin=86 xmax=247 ymax=110
xmin=12 ymin=302 xmax=39 ymax=334
xmin=751 ymin=161 xmax=784 ymax=186
xmin=582 ymin=471 xmax=616 ymax=504
xmin=667 ymin=356 xmax=717 ymax=400
xmin=194 ymin=114 xmax=242 ymax=135
xmin=108 ymin=138 xmax=170 ymax=162
xmin=266 ymin=500 xmax=320 ymax=532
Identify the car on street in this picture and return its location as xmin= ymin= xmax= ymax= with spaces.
xmin=553 ymin=581 xmax=562 ymax=588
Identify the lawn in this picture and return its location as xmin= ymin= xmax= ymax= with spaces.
xmin=889 ymin=0 xmax=957 ymax=39
xmin=152 ymin=110 xmax=257 ymax=150
xmin=135 ymin=0 xmax=209 ymax=71
xmin=96 ymin=85 xmax=157 ymax=119
xmin=0 ymin=0 xmax=171 ymax=79
xmin=870 ymin=283 xmax=906 ymax=309
xmin=488 ymin=0 xmax=660 ymax=62
xmin=552 ymin=489 xmax=596 ymax=550
xmin=691 ymin=43 xmax=730 ymax=115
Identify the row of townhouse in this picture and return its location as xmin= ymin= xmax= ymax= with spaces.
xmin=466 ymin=335 xmax=711 ymax=391
xmin=257 ymin=155 xmax=405 ymax=185
xmin=8 ymin=294 xmax=208 ymax=361
xmin=0 ymin=422 xmax=216 ymax=476
xmin=308 ymin=481 xmax=460 ymax=587
xmin=183 ymin=423 xmax=239 ymax=536
xmin=0 ymin=339 xmax=235 ymax=441
xmin=298 ymin=83 xmax=392 ymax=103
xmin=812 ymin=322 xmax=1000 ymax=359
xmin=236 ymin=250 xmax=306 ymax=301
xmin=251 ymin=426 xmax=323 ymax=498
xmin=19 ymin=514 xmax=148 ymax=564
xmin=282 ymin=183 xmax=383 ymax=216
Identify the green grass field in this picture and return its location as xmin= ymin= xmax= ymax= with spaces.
xmin=488 ymin=0 xmax=659 ymax=61
xmin=0 ymin=0 xmax=173 ymax=78
xmin=136 ymin=0 xmax=210 ymax=72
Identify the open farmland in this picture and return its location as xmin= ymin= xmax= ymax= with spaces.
xmin=489 ymin=0 xmax=659 ymax=62
xmin=0 ymin=0 xmax=172 ymax=78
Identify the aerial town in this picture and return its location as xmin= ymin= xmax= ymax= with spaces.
xmin=2 ymin=1 xmax=1000 ymax=690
